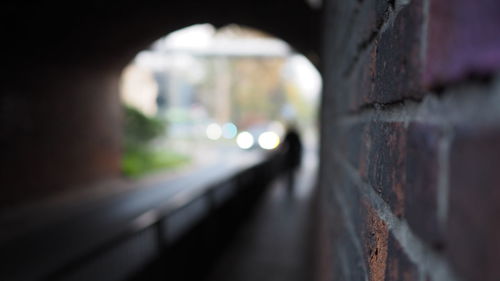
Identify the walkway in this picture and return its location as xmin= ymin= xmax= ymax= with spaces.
xmin=202 ymin=151 xmax=318 ymax=281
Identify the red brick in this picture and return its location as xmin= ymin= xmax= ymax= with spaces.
xmin=365 ymin=122 xmax=407 ymax=216
xmin=333 ymin=0 xmax=391 ymax=71
xmin=347 ymin=44 xmax=376 ymax=111
xmin=347 ymin=0 xmax=424 ymax=110
xmin=372 ymin=0 xmax=424 ymax=104
xmin=361 ymin=200 xmax=389 ymax=281
xmin=324 ymin=0 xmax=392 ymax=113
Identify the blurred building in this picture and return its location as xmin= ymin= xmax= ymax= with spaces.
xmin=120 ymin=65 xmax=159 ymax=116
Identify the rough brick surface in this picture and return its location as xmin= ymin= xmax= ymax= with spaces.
xmin=321 ymin=0 xmax=500 ymax=279
xmin=323 ymin=0 xmax=392 ymax=113
xmin=335 ymin=0 xmax=424 ymax=111
xmin=362 ymin=200 xmax=389 ymax=281
xmin=365 ymin=122 xmax=407 ymax=217
xmin=372 ymin=0 xmax=423 ymax=104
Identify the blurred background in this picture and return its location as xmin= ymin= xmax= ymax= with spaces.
xmin=120 ymin=24 xmax=320 ymax=178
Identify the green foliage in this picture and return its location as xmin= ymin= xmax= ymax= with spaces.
xmin=122 ymin=105 xmax=189 ymax=177
xmin=123 ymin=105 xmax=165 ymax=144
xmin=122 ymin=145 xmax=190 ymax=178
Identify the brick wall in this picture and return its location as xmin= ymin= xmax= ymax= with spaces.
xmin=1 ymin=66 xmax=123 ymax=208
xmin=319 ymin=0 xmax=500 ymax=280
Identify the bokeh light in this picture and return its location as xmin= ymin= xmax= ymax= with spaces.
xmin=222 ymin=122 xmax=238 ymax=139
xmin=206 ymin=123 xmax=222 ymax=140
xmin=258 ymin=132 xmax=280 ymax=150
xmin=236 ymin=131 xmax=254 ymax=149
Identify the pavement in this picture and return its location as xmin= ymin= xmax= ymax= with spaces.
xmin=201 ymin=149 xmax=318 ymax=281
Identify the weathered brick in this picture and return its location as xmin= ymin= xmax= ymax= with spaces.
xmin=345 ymin=0 xmax=424 ymax=110
xmin=404 ymin=123 xmax=443 ymax=246
xmin=328 ymin=156 xmax=391 ymax=281
xmin=321 ymin=0 xmax=500 ymax=280
xmin=361 ymin=199 xmax=389 ymax=281
xmin=347 ymin=44 xmax=376 ymax=111
xmin=332 ymin=0 xmax=391 ymax=72
xmin=372 ymin=0 xmax=424 ymax=104
xmin=385 ymin=234 xmax=421 ymax=281
xmin=324 ymin=0 xmax=392 ymax=113
xmin=446 ymin=127 xmax=500 ymax=281
xmin=425 ymin=0 xmax=500 ymax=87
xmin=365 ymin=122 xmax=407 ymax=216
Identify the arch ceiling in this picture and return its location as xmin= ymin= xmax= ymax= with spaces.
xmin=4 ymin=0 xmax=321 ymax=71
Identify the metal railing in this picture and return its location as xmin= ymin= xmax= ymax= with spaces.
xmin=1 ymin=151 xmax=286 ymax=281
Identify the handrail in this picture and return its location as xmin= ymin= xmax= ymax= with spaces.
xmin=1 ymin=151 xmax=286 ymax=281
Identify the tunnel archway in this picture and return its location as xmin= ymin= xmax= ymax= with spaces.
xmin=2 ymin=1 xmax=322 ymax=207
xmin=1 ymin=5 xmax=324 ymax=278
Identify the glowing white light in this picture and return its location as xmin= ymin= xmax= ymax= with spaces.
xmin=258 ymin=132 xmax=281 ymax=150
xmin=206 ymin=123 xmax=222 ymax=140
xmin=236 ymin=131 xmax=255 ymax=149
xmin=282 ymin=54 xmax=322 ymax=104
xmin=222 ymin=123 xmax=238 ymax=139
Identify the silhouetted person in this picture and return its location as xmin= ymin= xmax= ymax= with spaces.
xmin=282 ymin=126 xmax=302 ymax=193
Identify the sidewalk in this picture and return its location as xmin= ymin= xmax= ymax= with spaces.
xmin=202 ymin=152 xmax=318 ymax=281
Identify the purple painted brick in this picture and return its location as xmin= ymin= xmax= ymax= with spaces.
xmin=425 ymin=0 xmax=500 ymax=87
